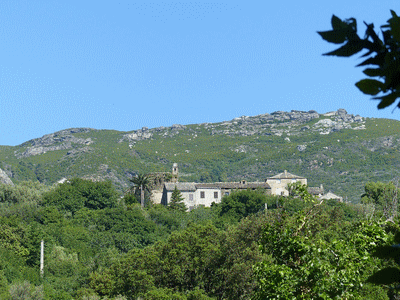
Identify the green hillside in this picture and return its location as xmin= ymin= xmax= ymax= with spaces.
xmin=1 ymin=109 xmax=400 ymax=202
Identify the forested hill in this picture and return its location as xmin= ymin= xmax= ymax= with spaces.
xmin=1 ymin=108 xmax=400 ymax=202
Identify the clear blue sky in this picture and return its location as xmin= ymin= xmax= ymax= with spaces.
xmin=0 ymin=0 xmax=398 ymax=146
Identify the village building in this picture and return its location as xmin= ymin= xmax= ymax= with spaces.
xmin=320 ymin=191 xmax=343 ymax=202
xmin=308 ymin=184 xmax=325 ymax=197
xmin=161 ymin=180 xmax=272 ymax=211
xmin=151 ymin=164 xmax=341 ymax=211
xmin=265 ymin=170 xmax=307 ymax=196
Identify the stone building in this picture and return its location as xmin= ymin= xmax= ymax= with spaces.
xmin=155 ymin=164 xmax=338 ymax=211
xmin=266 ymin=170 xmax=307 ymax=196
xmin=161 ymin=180 xmax=271 ymax=211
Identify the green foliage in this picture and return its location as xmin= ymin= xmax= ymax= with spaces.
xmin=365 ymin=223 xmax=400 ymax=294
xmin=0 ymin=217 xmax=30 ymax=258
xmin=2 ymin=154 xmax=400 ymax=298
xmin=129 ymin=174 xmax=150 ymax=207
xmin=4 ymin=114 xmax=400 ymax=203
xmin=0 ymin=181 xmax=49 ymax=205
xmin=169 ymin=186 xmax=187 ymax=212
xmin=253 ymin=207 xmax=392 ymax=299
xmin=42 ymin=178 xmax=118 ymax=215
xmin=319 ymin=11 xmax=400 ymax=109
xmin=218 ymin=189 xmax=267 ymax=222
xmin=143 ymin=288 xmax=187 ymax=300
xmin=361 ymin=181 xmax=399 ymax=219
xmin=287 ymin=182 xmax=317 ymax=203
xmin=120 ymin=193 xmax=137 ymax=206
xmin=90 ymin=216 xmax=267 ymax=299
xmin=73 ymin=206 xmax=159 ymax=252
xmin=8 ymin=281 xmax=44 ymax=300
xmin=148 ymin=204 xmax=185 ymax=233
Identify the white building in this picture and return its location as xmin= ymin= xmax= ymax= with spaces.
xmin=161 ymin=181 xmax=271 ymax=211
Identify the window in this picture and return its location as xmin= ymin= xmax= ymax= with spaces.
xmin=214 ymin=192 xmax=218 ymax=198
xmin=200 ymin=191 xmax=205 ymax=198
xmin=225 ymin=192 xmax=229 ymax=196
xmin=189 ymin=194 xmax=193 ymax=201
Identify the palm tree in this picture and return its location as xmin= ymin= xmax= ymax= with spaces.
xmin=129 ymin=173 xmax=150 ymax=208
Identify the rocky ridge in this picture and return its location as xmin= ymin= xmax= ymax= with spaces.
xmin=14 ymin=128 xmax=94 ymax=158
xmin=13 ymin=109 xmax=364 ymax=159
xmin=119 ymin=109 xmax=364 ymax=142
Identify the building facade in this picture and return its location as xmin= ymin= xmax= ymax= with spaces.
xmin=161 ymin=180 xmax=271 ymax=211
xmin=266 ymin=170 xmax=307 ymax=196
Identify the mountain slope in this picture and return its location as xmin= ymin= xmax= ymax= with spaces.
xmin=1 ymin=109 xmax=399 ymax=202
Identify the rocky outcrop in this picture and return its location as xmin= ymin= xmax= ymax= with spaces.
xmin=0 ymin=168 xmax=13 ymax=185
xmin=119 ymin=127 xmax=153 ymax=142
xmin=14 ymin=128 xmax=94 ymax=158
xmin=21 ymin=128 xmax=94 ymax=147
xmin=202 ymin=109 xmax=364 ymax=137
xmin=117 ymin=109 xmax=363 ymax=142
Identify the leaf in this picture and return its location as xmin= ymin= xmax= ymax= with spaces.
xmin=323 ymin=41 xmax=364 ymax=57
xmin=331 ymin=15 xmax=344 ymax=30
xmin=360 ymin=50 xmax=374 ymax=58
xmin=355 ymin=79 xmax=384 ymax=95
xmin=345 ymin=17 xmax=357 ymax=32
xmin=317 ymin=30 xmax=347 ymax=44
xmin=373 ymin=92 xmax=400 ymax=109
xmin=386 ymin=10 xmax=400 ymax=42
xmin=357 ymin=53 xmax=385 ymax=67
xmin=363 ymin=68 xmax=383 ymax=77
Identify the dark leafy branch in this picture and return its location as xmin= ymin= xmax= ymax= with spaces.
xmin=318 ymin=11 xmax=400 ymax=110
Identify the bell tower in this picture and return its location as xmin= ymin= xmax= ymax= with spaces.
xmin=172 ymin=163 xmax=178 ymax=182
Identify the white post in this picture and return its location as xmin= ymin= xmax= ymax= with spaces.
xmin=40 ymin=240 xmax=44 ymax=277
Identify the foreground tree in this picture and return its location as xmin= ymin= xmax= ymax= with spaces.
xmin=318 ymin=10 xmax=400 ymax=110
xmin=253 ymin=213 xmax=390 ymax=299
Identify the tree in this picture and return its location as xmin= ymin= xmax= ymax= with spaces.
xmin=8 ymin=281 xmax=44 ymax=300
xmin=42 ymin=178 xmax=118 ymax=214
xmin=218 ymin=189 xmax=267 ymax=222
xmin=253 ymin=211 xmax=391 ymax=299
xmin=318 ymin=11 xmax=400 ymax=110
xmin=169 ymin=186 xmax=187 ymax=212
xmin=129 ymin=174 xmax=150 ymax=208
xmin=361 ymin=181 xmax=399 ymax=220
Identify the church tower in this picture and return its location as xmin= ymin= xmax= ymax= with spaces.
xmin=172 ymin=163 xmax=178 ymax=183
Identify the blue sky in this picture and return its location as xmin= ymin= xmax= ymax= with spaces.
xmin=0 ymin=0 xmax=399 ymax=146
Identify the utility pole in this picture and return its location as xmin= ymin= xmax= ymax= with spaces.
xmin=40 ymin=240 xmax=44 ymax=278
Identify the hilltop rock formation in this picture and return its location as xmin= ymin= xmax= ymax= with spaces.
xmin=13 ymin=109 xmax=365 ymax=159
xmin=206 ymin=109 xmax=364 ymax=137
xmin=14 ymin=128 xmax=94 ymax=158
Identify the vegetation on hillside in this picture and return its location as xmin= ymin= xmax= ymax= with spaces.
xmin=1 ymin=179 xmax=400 ymax=299
xmin=2 ymin=114 xmax=400 ymax=202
